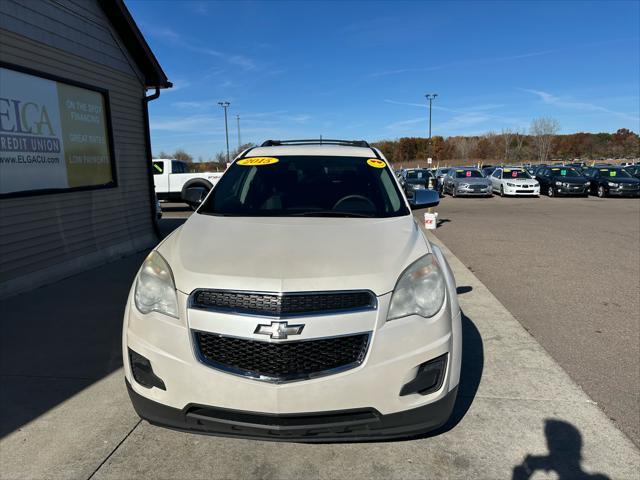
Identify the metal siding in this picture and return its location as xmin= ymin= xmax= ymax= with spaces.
xmin=0 ymin=0 xmax=156 ymax=297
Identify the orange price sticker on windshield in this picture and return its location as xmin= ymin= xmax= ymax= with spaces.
xmin=237 ymin=157 xmax=279 ymax=166
xmin=367 ymin=159 xmax=386 ymax=168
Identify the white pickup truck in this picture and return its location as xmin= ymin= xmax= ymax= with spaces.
xmin=152 ymin=159 xmax=224 ymax=207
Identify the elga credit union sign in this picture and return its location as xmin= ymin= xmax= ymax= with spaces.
xmin=0 ymin=66 xmax=115 ymax=196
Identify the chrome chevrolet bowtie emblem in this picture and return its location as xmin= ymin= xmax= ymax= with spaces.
xmin=254 ymin=321 xmax=304 ymax=339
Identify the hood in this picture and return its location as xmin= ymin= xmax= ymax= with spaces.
xmin=504 ymin=177 xmax=537 ymax=183
xmin=550 ymin=175 xmax=588 ymax=183
xmin=454 ymin=177 xmax=491 ymax=186
xmin=158 ymin=213 xmax=430 ymax=296
xmin=604 ymin=177 xmax=640 ymax=184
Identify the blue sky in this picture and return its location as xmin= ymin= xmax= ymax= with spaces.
xmin=127 ymin=0 xmax=640 ymax=160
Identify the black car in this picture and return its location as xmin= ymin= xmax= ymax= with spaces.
xmin=399 ymin=168 xmax=434 ymax=197
xmin=583 ymin=167 xmax=640 ymax=198
xmin=535 ymin=166 xmax=590 ymax=197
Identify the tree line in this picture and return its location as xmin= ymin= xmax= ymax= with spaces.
xmin=154 ymin=117 xmax=639 ymax=170
xmin=374 ymin=125 xmax=638 ymax=166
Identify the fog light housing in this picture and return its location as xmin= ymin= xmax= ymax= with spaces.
xmin=400 ymin=353 xmax=447 ymax=396
xmin=129 ymin=349 xmax=166 ymax=390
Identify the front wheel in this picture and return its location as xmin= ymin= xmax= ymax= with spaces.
xmin=597 ymin=185 xmax=606 ymax=198
xmin=547 ymin=186 xmax=554 ymax=197
xmin=500 ymin=186 xmax=505 ymax=197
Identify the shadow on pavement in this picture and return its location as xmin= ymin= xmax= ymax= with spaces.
xmin=0 ymin=253 xmax=147 ymax=439
xmin=512 ymin=419 xmax=611 ymax=480
xmin=424 ymin=311 xmax=483 ymax=437
xmin=456 ymin=285 xmax=473 ymax=295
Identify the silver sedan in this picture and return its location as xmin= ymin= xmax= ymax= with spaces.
xmin=442 ymin=168 xmax=493 ymax=197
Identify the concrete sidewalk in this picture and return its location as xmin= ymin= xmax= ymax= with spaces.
xmin=1 ymin=235 xmax=638 ymax=479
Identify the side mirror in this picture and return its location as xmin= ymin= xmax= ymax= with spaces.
xmin=409 ymin=188 xmax=439 ymax=209
xmin=183 ymin=186 xmax=207 ymax=205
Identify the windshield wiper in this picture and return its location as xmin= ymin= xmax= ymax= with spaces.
xmin=290 ymin=211 xmax=374 ymax=218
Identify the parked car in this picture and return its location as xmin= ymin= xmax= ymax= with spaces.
xmin=124 ymin=139 xmax=461 ymax=441
xmin=152 ymin=158 xmax=224 ymax=208
xmin=582 ymin=167 xmax=640 ymax=197
xmin=442 ymin=168 xmax=492 ymax=197
xmin=433 ymin=167 xmax=450 ymax=193
xmin=399 ymin=168 xmax=434 ymax=197
xmin=535 ymin=166 xmax=590 ymax=197
xmin=489 ymin=167 xmax=540 ymax=197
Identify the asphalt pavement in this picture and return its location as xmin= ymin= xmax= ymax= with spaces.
xmin=431 ymin=193 xmax=640 ymax=446
xmin=1 ymin=207 xmax=638 ymax=479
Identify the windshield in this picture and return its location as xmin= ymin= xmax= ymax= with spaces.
xmin=549 ymin=167 xmax=581 ymax=177
xmin=502 ymin=169 xmax=531 ymax=179
xmin=597 ymin=168 xmax=631 ymax=178
xmin=455 ymin=169 xmax=483 ymax=178
xmin=199 ymin=155 xmax=409 ymax=218
xmin=406 ymin=170 xmax=431 ymax=180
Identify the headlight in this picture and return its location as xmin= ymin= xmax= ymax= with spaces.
xmin=555 ymin=181 xmax=562 ymax=186
xmin=506 ymin=182 xmax=516 ymax=187
xmin=608 ymin=182 xmax=619 ymax=187
xmin=134 ymin=251 xmax=179 ymax=317
xmin=387 ymin=255 xmax=446 ymax=321
xmin=585 ymin=182 xmax=591 ymax=186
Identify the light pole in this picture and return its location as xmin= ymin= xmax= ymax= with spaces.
xmin=236 ymin=114 xmax=241 ymax=150
xmin=218 ymin=101 xmax=230 ymax=162
xmin=425 ymin=93 xmax=438 ymax=161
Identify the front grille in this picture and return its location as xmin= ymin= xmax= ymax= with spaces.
xmin=470 ymin=185 xmax=485 ymax=191
xmin=191 ymin=290 xmax=376 ymax=317
xmin=194 ymin=331 xmax=370 ymax=382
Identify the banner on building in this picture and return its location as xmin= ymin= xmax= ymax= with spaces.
xmin=0 ymin=65 xmax=115 ymax=196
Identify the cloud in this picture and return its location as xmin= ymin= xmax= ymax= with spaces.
xmin=370 ymin=38 xmax=637 ymax=78
xmin=520 ymin=89 xmax=639 ymax=122
xmin=144 ymin=26 xmax=256 ymax=71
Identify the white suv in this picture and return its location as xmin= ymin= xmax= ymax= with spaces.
xmin=123 ymin=139 xmax=462 ymax=441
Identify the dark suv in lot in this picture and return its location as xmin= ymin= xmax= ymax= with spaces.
xmin=535 ymin=166 xmax=590 ymax=197
xmin=583 ymin=167 xmax=640 ymax=198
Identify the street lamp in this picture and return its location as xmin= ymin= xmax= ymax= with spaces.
xmin=218 ymin=101 xmax=230 ymax=163
xmin=236 ymin=114 xmax=241 ymax=150
xmin=425 ymin=93 xmax=438 ymax=161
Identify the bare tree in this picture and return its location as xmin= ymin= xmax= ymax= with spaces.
xmin=501 ymin=128 xmax=513 ymax=162
xmin=512 ymin=128 xmax=526 ymax=163
xmin=530 ymin=118 xmax=560 ymax=164
xmin=452 ymin=136 xmax=478 ymax=161
xmin=173 ymin=149 xmax=193 ymax=163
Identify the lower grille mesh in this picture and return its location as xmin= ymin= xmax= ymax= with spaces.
xmin=195 ymin=332 xmax=370 ymax=382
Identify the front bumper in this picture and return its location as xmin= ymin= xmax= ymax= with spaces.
xmin=126 ymin=379 xmax=458 ymax=442
xmin=553 ymin=184 xmax=588 ymax=195
xmin=607 ymin=188 xmax=640 ymax=197
xmin=123 ymin=247 xmax=462 ymax=441
xmin=503 ymin=186 xmax=540 ymax=196
xmin=455 ymin=186 xmax=492 ymax=196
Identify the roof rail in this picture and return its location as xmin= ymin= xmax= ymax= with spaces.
xmin=260 ymin=139 xmax=371 ymax=148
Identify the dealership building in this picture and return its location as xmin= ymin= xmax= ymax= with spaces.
xmin=0 ymin=0 xmax=171 ymax=297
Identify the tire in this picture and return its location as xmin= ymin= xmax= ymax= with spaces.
xmin=452 ymin=187 xmax=457 ymax=197
xmin=500 ymin=185 xmax=505 ymax=197
xmin=597 ymin=185 xmax=606 ymax=198
xmin=547 ymin=186 xmax=554 ymax=197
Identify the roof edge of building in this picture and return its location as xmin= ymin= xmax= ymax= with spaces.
xmin=98 ymin=0 xmax=172 ymax=89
